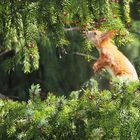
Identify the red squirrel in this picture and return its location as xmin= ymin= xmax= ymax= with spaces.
xmin=85 ymin=29 xmax=138 ymax=81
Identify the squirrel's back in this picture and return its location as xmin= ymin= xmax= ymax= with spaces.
xmin=102 ymin=44 xmax=138 ymax=81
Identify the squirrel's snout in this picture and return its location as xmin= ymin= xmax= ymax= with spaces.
xmin=83 ymin=31 xmax=93 ymax=39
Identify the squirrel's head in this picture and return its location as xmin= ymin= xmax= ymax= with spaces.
xmin=85 ymin=29 xmax=118 ymax=47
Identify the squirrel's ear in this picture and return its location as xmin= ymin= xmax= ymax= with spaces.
xmin=101 ymin=30 xmax=118 ymax=41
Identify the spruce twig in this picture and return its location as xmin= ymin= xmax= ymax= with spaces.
xmin=64 ymin=27 xmax=82 ymax=31
xmin=73 ymin=52 xmax=97 ymax=61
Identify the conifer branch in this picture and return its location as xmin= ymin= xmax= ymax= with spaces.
xmin=64 ymin=27 xmax=82 ymax=31
xmin=0 ymin=49 xmax=15 ymax=57
xmin=73 ymin=52 xmax=97 ymax=61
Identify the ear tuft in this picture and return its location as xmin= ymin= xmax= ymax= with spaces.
xmin=93 ymin=28 xmax=97 ymax=31
xmin=101 ymin=30 xmax=118 ymax=41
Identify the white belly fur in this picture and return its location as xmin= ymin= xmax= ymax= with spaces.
xmin=105 ymin=66 xmax=138 ymax=81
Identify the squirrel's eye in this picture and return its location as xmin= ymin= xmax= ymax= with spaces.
xmin=93 ymin=32 xmax=97 ymax=35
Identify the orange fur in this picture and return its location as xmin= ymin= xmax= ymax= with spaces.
xmin=86 ymin=29 xmax=138 ymax=81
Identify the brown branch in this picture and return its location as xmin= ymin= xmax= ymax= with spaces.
xmin=64 ymin=27 xmax=82 ymax=31
xmin=0 ymin=49 xmax=15 ymax=58
xmin=0 ymin=93 xmax=8 ymax=99
xmin=0 ymin=49 xmax=11 ymax=57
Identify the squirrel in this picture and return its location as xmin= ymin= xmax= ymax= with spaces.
xmin=85 ymin=29 xmax=138 ymax=81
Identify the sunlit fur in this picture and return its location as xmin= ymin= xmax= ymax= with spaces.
xmin=86 ymin=29 xmax=138 ymax=81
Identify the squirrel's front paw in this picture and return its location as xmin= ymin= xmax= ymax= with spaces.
xmin=93 ymin=63 xmax=99 ymax=73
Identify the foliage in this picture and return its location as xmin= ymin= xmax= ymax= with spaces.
xmin=0 ymin=80 xmax=140 ymax=140
xmin=0 ymin=0 xmax=138 ymax=73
